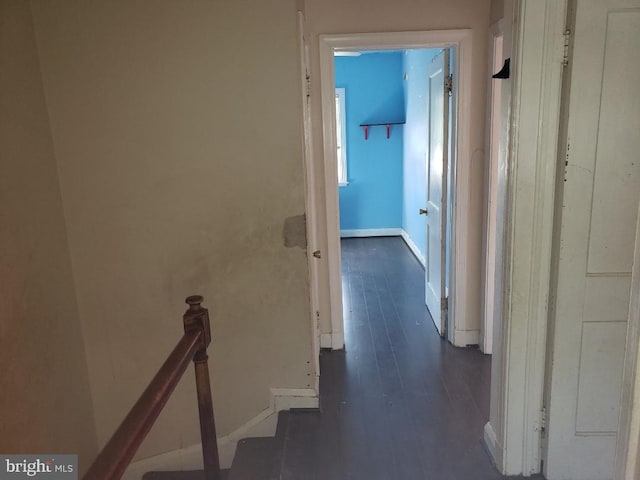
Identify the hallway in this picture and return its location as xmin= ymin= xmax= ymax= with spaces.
xmin=281 ymin=237 xmax=533 ymax=479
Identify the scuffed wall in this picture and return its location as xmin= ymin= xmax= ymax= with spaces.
xmin=0 ymin=0 xmax=98 ymax=474
xmin=30 ymin=0 xmax=313 ymax=460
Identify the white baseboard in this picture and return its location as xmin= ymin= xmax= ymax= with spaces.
xmin=122 ymin=388 xmax=318 ymax=478
xmin=331 ymin=332 xmax=344 ymax=350
xmin=321 ymin=332 xmax=344 ymax=351
xmin=340 ymin=228 xmax=402 ymax=238
xmin=269 ymin=388 xmax=319 ymax=411
xmin=453 ymin=329 xmax=480 ymax=347
xmin=320 ymin=333 xmax=332 ymax=349
xmin=483 ymin=422 xmax=504 ymax=472
xmin=400 ymin=229 xmax=426 ymax=267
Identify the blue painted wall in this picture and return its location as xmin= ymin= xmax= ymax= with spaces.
xmin=401 ymin=49 xmax=441 ymax=258
xmin=335 ymin=52 xmax=405 ymax=231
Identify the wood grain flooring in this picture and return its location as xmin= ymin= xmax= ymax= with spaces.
xmin=279 ymin=237 xmax=540 ymax=480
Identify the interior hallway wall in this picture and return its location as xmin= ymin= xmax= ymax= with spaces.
xmin=490 ymin=0 xmax=505 ymax=25
xmin=0 ymin=0 xmax=98 ymax=474
xmin=30 ymin=0 xmax=313 ymax=461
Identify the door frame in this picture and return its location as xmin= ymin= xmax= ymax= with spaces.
xmin=481 ymin=19 xmax=504 ymax=355
xmin=483 ymin=1 xmax=640 ymax=477
xmin=296 ymin=11 xmax=320 ymax=392
xmin=483 ymin=0 xmax=568 ymax=475
xmin=616 ymin=205 xmax=640 ymax=479
xmin=318 ymin=29 xmax=473 ymax=349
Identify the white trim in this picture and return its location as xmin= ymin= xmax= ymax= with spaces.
xmin=400 ymin=229 xmax=426 ymax=267
xmin=269 ymin=387 xmax=319 ymax=411
xmin=320 ymin=36 xmax=345 ymax=351
xmin=330 ymin=331 xmax=343 ymax=350
xmin=483 ymin=422 xmax=504 ymax=471
xmin=320 ymin=333 xmax=332 ymax=349
xmin=297 ymin=11 xmax=320 ymax=391
xmin=319 ymin=29 xmax=472 ymax=352
xmin=616 ymin=204 xmax=640 ymax=480
xmin=335 ymin=87 xmax=348 ymax=185
xmin=481 ymin=18 xmax=505 ymax=356
xmin=447 ymin=30 xmax=472 ymax=346
xmin=489 ymin=1 xmax=568 ymax=476
xmin=340 ymin=228 xmax=402 ymax=238
xmin=121 ymin=388 xmax=318 ymax=478
xmin=452 ymin=329 xmax=480 ymax=347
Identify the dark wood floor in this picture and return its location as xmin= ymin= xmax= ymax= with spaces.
xmin=280 ymin=236 xmax=528 ymax=480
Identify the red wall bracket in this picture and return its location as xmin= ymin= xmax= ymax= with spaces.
xmin=360 ymin=122 xmax=404 ymax=140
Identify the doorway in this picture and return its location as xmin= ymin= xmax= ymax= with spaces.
xmin=334 ymin=47 xmax=452 ymax=337
xmin=318 ymin=30 xmax=474 ymax=350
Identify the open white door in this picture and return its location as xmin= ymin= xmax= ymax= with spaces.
xmin=424 ymin=49 xmax=450 ymax=337
xmin=544 ymin=2 xmax=640 ymax=479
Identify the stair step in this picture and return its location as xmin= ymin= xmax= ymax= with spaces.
xmin=142 ymin=469 xmax=230 ymax=480
xmin=274 ymin=410 xmax=290 ymax=440
xmin=144 ymin=411 xmax=293 ymax=480
xmin=279 ymin=409 xmax=324 ymax=480
xmin=227 ymin=437 xmax=279 ymax=480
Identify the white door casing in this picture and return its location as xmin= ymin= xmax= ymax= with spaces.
xmin=481 ymin=20 xmax=504 ymax=355
xmin=617 ymin=204 xmax=640 ymax=480
xmin=544 ymin=2 xmax=640 ymax=479
xmin=296 ymin=11 xmax=320 ymax=391
xmin=424 ymin=49 xmax=450 ymax=337
xmin=484 ymin=1 xmax=568 ymax=475
xmin=317 ymin=30 xmax=473 ymax=350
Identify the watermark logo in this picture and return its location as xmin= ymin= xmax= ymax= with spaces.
xmin=0 ymin=456 xmax=77 ymax=479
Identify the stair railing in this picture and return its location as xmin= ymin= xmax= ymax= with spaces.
xmin=83 ymin=295 xmax=221 ymax=480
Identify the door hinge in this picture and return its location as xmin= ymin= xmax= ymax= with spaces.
xmin=562 ymin=29 xmax=571 ymax=67
xmin=441 ymin=296 xmax=449 ymax=312
xmin=445 ymin=74 xmax=453 ymax=95
xmin=312 ymin=249 xmax=321 ymax=259
xmin=540 ymin=406 xmax=547 ymax=438
xmin=306 ymin=73 xmax=311 ymax=99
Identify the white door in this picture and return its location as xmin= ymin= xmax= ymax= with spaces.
xmin=544 ymin=2 xmax=640 ymax=479
xmin=424 ymin=50 xmax=450 ymax=337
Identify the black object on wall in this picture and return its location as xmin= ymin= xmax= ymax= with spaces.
xmin=492 ymin=58 xmax=510 ymax=79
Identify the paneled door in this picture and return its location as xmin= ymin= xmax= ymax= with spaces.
xmin=544 ymin=2 xmax=640 ymax=479
xmin=424 ymin=49 xmax=450 ymax=337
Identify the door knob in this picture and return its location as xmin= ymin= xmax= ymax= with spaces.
xmin=419 ymin=208 xmax=428 ymax=215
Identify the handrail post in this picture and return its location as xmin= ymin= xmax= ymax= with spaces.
xmin=184 ymin=295 xmax=221 ymax=480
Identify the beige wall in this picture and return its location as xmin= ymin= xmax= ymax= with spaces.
xmin=304 ymin=0 xmax=491 ymax=335
xmin=490 ymin=0 xmax=505 ymax=24
xmin=0 ymin=0 xmax=98 ymax=473
xmin=30 ymin=0 xmax=313 ymax=460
